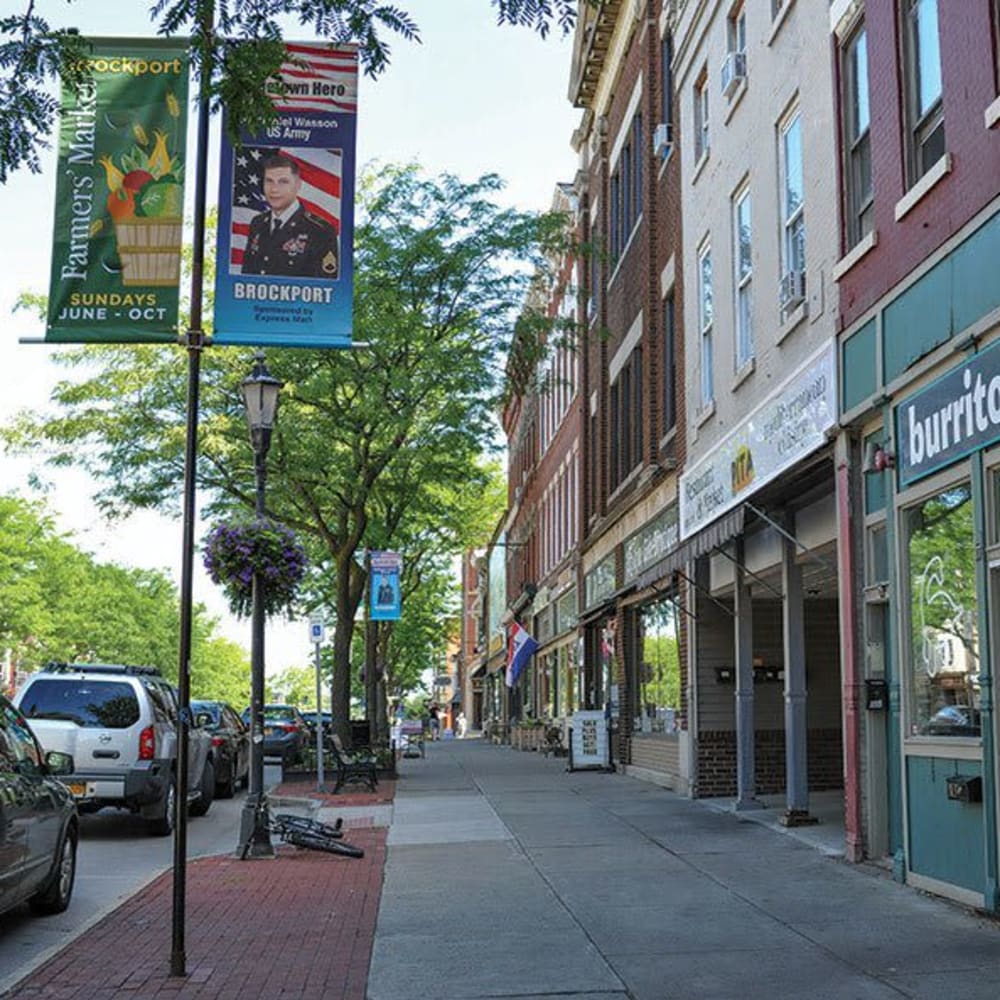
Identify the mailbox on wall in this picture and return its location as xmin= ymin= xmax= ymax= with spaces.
xmin=946 ymin=774 xmax=982 ymax=804
xmin=864 ymin=678 xmax=888 ymax=710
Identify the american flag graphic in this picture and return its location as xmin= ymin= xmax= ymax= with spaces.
xmin=275 ymin=43 xmax=359 ymax=114
xmin=229 ymin=145 xmax=343 ymax=273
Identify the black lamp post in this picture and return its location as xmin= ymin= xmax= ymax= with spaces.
xmin=237 ymin=350 xmax=282 ymax=859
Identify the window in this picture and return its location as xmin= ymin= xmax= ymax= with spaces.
xmin=698 ymin=243 xmax=713 ymax=407
xmin=662 ymin=294 xmax=676 ymax=433
xmin=993 ymin=0 xmax=1000 ymax=92
xmin=904 ymin=484 xmax=980 ymax=737
xmin=842 ymin=21 xmax=873 ymax=247
xmin=902 ymin=0 xmax=944 ymax=183
xmin=694 ymin=69 xmax=709 ymax=163
xmin=728 ymin=3 xmax=746 ymax=56
xmin=610 ymin=111 xmax=643 ymax=266
xmin=733 ymin=186 xmax=753 ymax=369
xmin=660 ymin=32 xmax=673 ymax=130
xmin=610 ymin=347 xmax=643 ymax=490
xmin=19 ymin=679 xmax=141 ymax=729
xmin=779 ymin=110 xmax=805 ymax=279
xmin=631 ymin=598 xmax=681 ymax=734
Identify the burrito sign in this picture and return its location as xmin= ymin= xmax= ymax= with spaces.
xmin=46 ymin=39 xmax=189 ymax=343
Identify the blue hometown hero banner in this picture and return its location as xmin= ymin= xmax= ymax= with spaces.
xmin=370 ymin=551 xmax=402 ymax=622
xmin=213 ymin=43 xmax=357 ymax=347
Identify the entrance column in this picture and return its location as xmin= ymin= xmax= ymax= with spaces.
xmin=782 ymin=530 xmax=813 ymax=825
xmin=734 ymin=536 xmax=761 ymax=810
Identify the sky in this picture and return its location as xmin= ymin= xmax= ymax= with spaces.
xmin=0 ymin=1 xmax=579 ymax=676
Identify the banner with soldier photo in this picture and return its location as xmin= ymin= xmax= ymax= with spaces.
xmin=46 ymin=38 xmax=189 ymax=343
xmin=212 ymin=43 xmax=358 ymax=348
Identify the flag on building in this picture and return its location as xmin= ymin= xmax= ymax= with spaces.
xmin=505 ymin=622 xmax=539 ymax=689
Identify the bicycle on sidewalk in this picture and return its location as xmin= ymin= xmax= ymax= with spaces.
xmin=239 ymin=794 xmax=365 ymax=860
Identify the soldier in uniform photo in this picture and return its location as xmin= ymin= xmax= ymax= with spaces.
xmin=242 ymin=154 xmax=339 ymax=279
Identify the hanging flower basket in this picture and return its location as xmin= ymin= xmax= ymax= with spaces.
xmin=202 ymin=518 xmax=307 ymax=618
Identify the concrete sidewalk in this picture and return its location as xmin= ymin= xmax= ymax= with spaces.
xmin=370 ymin=738 xmax=1000 ymax=1000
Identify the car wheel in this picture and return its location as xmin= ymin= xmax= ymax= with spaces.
xmin=30 ymin=824 xmax=77 ymax=915
xmin=148 ymin=779 xmax=176 ymax=836
xmin=217 ymin=756 xmax=237 ymax=799
xmin=189 ymin=759 xmax=215 ymax=817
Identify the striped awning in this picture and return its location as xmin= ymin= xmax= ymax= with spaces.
xmin=633 ymin=505 xmax=745 ymax=592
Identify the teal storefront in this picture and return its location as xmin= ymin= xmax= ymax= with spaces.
xmin=840 ymin=206 xmax=1000 ymax=909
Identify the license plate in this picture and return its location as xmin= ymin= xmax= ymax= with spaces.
xmin=66 ymin=782 xmax=87 ymax=797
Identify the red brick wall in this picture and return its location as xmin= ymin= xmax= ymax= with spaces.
xmin=838 ymin=1 xmax=1000 ymax=329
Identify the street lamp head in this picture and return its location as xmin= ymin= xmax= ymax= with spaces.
xmin=240 ymin=351 xmax=283 ymax=446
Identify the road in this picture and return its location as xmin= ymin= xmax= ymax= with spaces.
xmin=0 ymin=793 xmax=249 ymax=994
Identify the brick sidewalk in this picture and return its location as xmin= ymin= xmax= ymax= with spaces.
xmin=4 ymin=829 xmax=387 ymax=1000
xmin=273 ymin=778 xmax=397 ymax=807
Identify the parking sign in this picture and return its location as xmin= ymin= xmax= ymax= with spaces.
xmin=309 ymin=621 xmax=325 ymax=644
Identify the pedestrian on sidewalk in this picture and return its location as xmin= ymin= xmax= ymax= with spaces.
xmin=456 ymin=710 xmax=467 ymax=738
xmin=428 ymin=702 xmax=441 ymax=741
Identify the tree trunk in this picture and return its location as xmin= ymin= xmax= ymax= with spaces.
xmin=331 ymin=554 xmax=363 ymax=746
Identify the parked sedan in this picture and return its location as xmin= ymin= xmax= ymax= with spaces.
xmin=241 ymin=705 xmax=307 ymax=766
xmin=1 ymin=694 xmax=78 ymax=918
xmin=191 ymin=700 xmax=249 ymax=798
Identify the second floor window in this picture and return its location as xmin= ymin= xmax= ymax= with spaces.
xmin=902 ymin=0 xmax=944 ymax=184
xmin=660 ymin=32 xmax=673 ymax=131
xmin=699 ymin=243 xmax=714 ymax=408
xmin=663 ymin=294 xmax=676 ymax=435
xmin=610 ymin=347 xmax=643 ymax=491
xmin=733 ymin=187 xmax=753 ymax=370
xmin=780 ymin=110 xmax=805 ymax=278
xmin=842 ymin=21 xmax=873 ymax=248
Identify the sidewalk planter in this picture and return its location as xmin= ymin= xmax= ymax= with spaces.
xmin=512 ymin=723 xmax=544 ymax=751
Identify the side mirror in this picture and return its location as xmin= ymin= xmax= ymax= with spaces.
xmin=46 ymin=750 xmax=75 ymax=776
xmin=194 ymin=712 xmax=214 ymax=728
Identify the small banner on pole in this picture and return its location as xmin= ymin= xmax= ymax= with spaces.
xmin=46 ymin=38 xmax=189 ymax=343
xmin=212 ymin=43 xmax=358 ymax=348
xmin=370 ymin=551 xmax=402 ymax=621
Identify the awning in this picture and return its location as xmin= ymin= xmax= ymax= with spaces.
xmin=633 ymin=505 xmax=745 ymax=592
xmin=470 ymin=663 xmax=487 ymax=679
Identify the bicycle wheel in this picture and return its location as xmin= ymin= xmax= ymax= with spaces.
xmin=283 ymin=828 xmax=365 ymax=858
xmin=275 ymin=814 xmax=343 ymax=839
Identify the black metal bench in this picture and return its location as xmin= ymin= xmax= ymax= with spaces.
xmin=329 ymin=734 xmax=379 ymax=794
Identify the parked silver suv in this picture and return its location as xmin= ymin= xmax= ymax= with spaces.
xmin=15 ymin=663 xmax=215 ymax=836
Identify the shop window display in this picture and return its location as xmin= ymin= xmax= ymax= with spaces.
xmin=633 ymin=598 xmax=681 ymax=734
xmin=905 ymin=483 xmax=980 ymax=736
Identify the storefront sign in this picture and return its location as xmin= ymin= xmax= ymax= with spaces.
xmin=47 ymin=38 xmax=189 ymax=343
xmin=569 ymin=710 xmax=610 ymax=770
xmin=896 ymin=338 xmax=1000 ymax=486
xmin=624 ymin=504 xmax=679 ymax=582
xmin=584 ymin=553 xmax=616 ymax=610
xmin=680 ymin=343 xmax=836 ymax=539
xmin=213 ymin=43 xmax=357 ymax=347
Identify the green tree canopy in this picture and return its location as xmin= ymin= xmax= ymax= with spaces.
xmin=1 ymin=0 xmax=577 ymax=182
xmin=6 ymin=164 xmax=566 ymax=739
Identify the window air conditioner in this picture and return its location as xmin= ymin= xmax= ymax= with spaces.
xmin=779 ymin=269 xmax=806 ymax=312
xmin=720 ymin=51 xmax=747 ymax=99
xmin=652 ymin=122 xmax=673 ymax=158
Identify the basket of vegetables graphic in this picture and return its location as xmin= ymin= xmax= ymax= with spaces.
xmin=101 ymin=125 xmax=184 ymax=287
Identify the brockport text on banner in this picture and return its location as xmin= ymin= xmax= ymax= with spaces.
xmin=505 ymin=623 xmax=539 ymax=689
xmin=46 ymin=38 xmax=189 ymax=343
xmin=212 ymin=43 xmax=358 ymax=348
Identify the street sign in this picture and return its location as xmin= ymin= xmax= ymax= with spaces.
xmin=309 ymin=621 xmax=325 ymax=644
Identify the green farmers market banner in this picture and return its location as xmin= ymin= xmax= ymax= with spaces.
xmin=46 ymin=38 xmax=189 ymax=343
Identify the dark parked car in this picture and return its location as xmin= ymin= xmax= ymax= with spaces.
xmin=301 ymin=710 xmax=333 ymax=737
xmin=191 ymin=700 xmax=249 ymax=798
xmin=1 ymin=693 xmax=78 ymax=918
xmin=241 ymin=704 xmax=307 ymax=766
